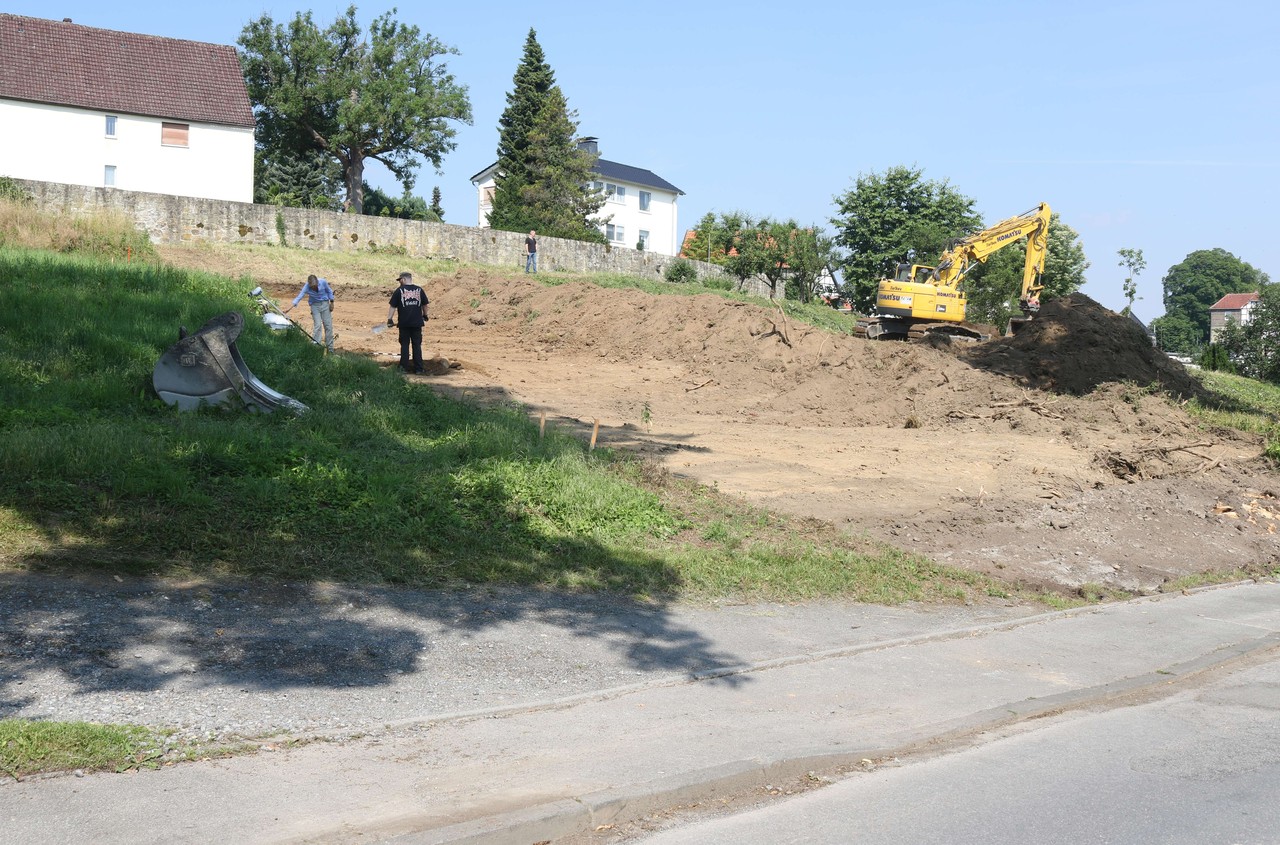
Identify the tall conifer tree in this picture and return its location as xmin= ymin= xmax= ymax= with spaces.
xmin=488 ymin=29 xmax=555 ymax=232
xmin=518 ymin=87 xmax=606 ymax=243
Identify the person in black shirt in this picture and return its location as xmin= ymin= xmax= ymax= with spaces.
xmin=525 ymin=230 xmax=538 ymax=273
xmin=386 ymin=271 xmax=429 ymax=373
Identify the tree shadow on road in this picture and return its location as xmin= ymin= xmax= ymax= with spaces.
xmin=0 ymin=569 xmax=753 ymax=724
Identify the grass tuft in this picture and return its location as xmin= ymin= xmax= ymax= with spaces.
xmin=2 ymin=719 xmax=161 ymax=779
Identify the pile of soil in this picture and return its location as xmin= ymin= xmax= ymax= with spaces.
xmin=962 ymin=294 xmax=1210 ymax=400
xmin=158 ymin=247 xmax=1279 ymax=597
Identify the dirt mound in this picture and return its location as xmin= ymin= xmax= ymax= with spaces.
xmin=963 ymin=293 xmax=1209 ymax=400
xmin=160 ymin=249 xmax=1280 ymax=596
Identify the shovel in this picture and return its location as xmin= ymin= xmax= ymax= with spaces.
xmin=248 ymin=286 xmax=321 ymax=346
xmin=371 ymin=323 xmax=389 ymax=335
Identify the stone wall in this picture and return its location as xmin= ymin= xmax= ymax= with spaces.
xmin=16 ymin=179 xmax=774 ymax=298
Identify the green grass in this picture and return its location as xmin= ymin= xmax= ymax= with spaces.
xmin=1188 ymin=369 xmax=1280 ymax=460
xmin=0 ymin=718 xmax=255 ymax=780
xmin=642 ymin=470 xmax=1026 ymax=604
xmin=14 ymin=203 xmax=1277 ymax=778
xmin=1 ymin=719 xmax=167 ymax=779
xmin=0 ymin=190 xmax=156 ymax=261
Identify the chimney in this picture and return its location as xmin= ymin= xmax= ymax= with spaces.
xmin=576 ymin=137 xmax=599 ymax=156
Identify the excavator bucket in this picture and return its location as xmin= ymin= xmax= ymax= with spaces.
xmin=152 ymin=311 xmax=308 ymax=414
xmin=1005 ymin=316 xmax=1033 ymax=336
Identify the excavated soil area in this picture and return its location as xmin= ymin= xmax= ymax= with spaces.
xmin=164 ymin=250 xmax=1280 ymax=596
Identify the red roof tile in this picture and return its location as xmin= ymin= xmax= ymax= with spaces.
xmin=1209 ymin=292 xmax=1260 ymax=311
xmin=0 ymin=14 xmax=254 ymax=129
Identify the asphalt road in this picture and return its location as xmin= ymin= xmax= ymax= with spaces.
xmin=4 ymin=577 xmax=1279 ymax=844
xmin=629 ymin=651 xmax=1280 ymax=844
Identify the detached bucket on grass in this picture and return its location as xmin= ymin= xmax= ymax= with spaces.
xmin=152 ymin=311 xmax=308 ymax=414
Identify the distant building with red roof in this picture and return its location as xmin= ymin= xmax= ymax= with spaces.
xmin=1209 ymin=292 xmax=1261 ymax=342
xmin=0 ymin=14 xmax=254 ymax=202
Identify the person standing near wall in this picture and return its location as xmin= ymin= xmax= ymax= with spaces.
xmin=525 ymin=230 xmax=538 ymax=273
xmin=285 ymin=274 xmax=335 ymax=352
xmin=386 ymin=271 xmax=428 ymax=374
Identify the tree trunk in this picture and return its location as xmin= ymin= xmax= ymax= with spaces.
xmin=346 ymin=154 xmax=366 ymax=215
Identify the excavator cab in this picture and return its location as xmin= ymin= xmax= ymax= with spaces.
xmin=894 ymin=263 xmax=937 ymax=284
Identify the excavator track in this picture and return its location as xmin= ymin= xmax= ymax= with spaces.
xmin=854 ymin=316 xmax=992 ymax=343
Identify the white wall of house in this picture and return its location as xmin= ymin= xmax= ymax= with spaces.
xmin=0 ymin=100 xmax=254 ymax=203
xmin=472 ymin=173 xmax=681 ymax=257
xmin=591 ymin=179 xmax=680 ymax=257
xmin=475 ymin=177 xmax=495 ymax=228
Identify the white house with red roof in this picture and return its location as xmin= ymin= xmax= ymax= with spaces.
xmin=470 ymin=138 xmax=683 ymax=256
xmin=1209 ymin=292 xmax=1261 ymax=342
xmin=0 ymin=14 xmax=255 ymax=203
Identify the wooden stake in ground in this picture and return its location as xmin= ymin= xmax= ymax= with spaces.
xmin=539 ymin=410 xmax=546 ymax=440
xmin=590 ymin=419 xmax=600 ymax=451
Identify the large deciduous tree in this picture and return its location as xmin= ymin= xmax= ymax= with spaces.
xmin=515 ymin=86 xmax=606 ymax=243
xmin=1149 ymin=312 xmax=1201 ymax=355
xmin=487 ymin=29 xmax=556 ymax=234
xmin=238 ymin=6 xmax=472 ymax=214
xmin=965 ymin=213 xmax=1090 ymax=330
xmin=1159 ymin=248 xmax=1270 ymax=346
xmin=830 ymin=165 xmax=981 ymax=313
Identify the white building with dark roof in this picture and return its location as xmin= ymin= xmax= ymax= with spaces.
xmin=0 ymin=14 xmax=255 ymax=202
xmin=470 ymin=138 xmax=683 ymax=256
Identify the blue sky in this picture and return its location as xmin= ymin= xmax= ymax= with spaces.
xmin=7 ymin=1 xmax=1277 ymax=322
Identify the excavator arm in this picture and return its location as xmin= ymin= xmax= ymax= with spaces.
xmin=932 ymin=202 xmax=1052 ymax=310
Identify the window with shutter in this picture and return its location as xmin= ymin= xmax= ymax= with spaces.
xmin=161 ymin=123 xmax=189 ymax=147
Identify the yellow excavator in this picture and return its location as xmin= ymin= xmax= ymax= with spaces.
xmin=854 ymin=202 xmax=1051 ymax=341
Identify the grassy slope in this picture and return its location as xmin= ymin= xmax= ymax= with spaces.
xmin=0 ymin=235 xmax=1020 ymax=606
xmin=1189 ymin=369 xmax=1280 ymax=461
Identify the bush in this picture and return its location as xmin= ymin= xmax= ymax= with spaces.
xmin=0 ymin=177 xmax=32 ymax=205
xmin=1200 ymin=344 xmax=1234 ymax=373
xmin=664 ymin=258 xmax=698 ymax=284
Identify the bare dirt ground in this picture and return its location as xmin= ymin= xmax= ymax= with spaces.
xmin=161 ymin=249 xmax=1280 ymax=595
